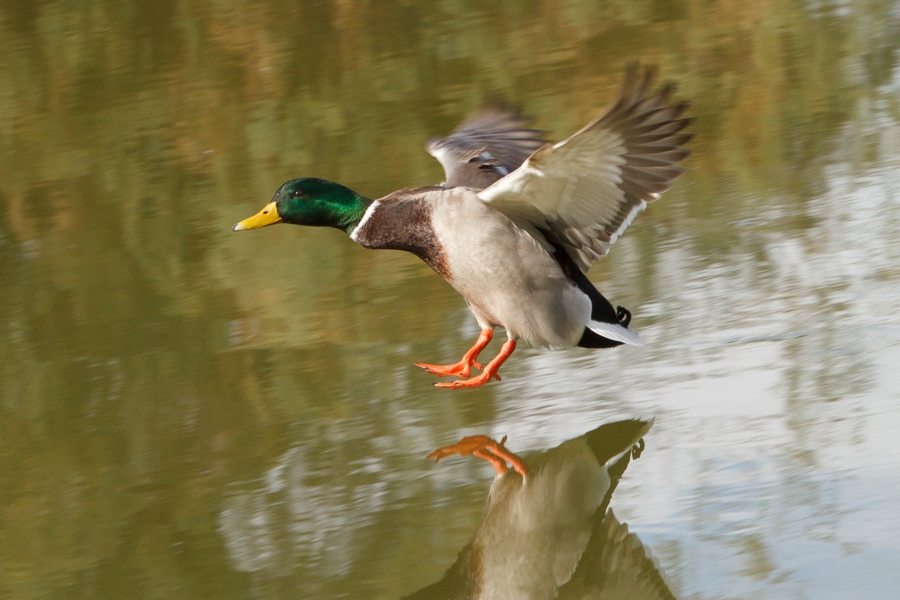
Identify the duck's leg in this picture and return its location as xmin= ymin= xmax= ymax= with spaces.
xmin=434 ymin=339 xmax=516 ymax=389
xmin=415 ymin=329 xmax=493 ymax=378
xmin=427 ymin=434 xmax=528 ymax=477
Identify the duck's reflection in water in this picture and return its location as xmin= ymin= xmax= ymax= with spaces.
xmin=404 ymin=419 xmax=676 ymax=600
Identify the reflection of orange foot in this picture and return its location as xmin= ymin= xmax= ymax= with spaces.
xmin=427 ymin=434 xmax=529 ymax=477
xmin=415 ymin=329 xmax=493 ymax=378
xmin=434 ymin=340 xmax=516 ymax=389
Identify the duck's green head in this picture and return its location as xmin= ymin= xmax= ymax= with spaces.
xmin=233 ymin=178 xmax=371 ymax=234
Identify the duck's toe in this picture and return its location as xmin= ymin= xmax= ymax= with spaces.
xmin=414 ymin=360 xmax=481 ymax=378
xmin=433 ymin=371 xmax=498 ymax=389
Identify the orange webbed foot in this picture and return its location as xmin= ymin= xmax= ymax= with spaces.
xmin=433 ymin=370 xmax=500 ymax=388
xmin=427 ymin=434 xmax=529 ymax=477
xmin=433 ymin=339 xmax=516 ymax=389
xmin=415 ymin=359 xmax=483 ymax=378
xmin=415 ymin=329 xmax=493 ymax=379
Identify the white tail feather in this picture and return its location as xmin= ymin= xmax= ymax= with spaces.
xmin=588 ymin=320 xmax=646 ymax=347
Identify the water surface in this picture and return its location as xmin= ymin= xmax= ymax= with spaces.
xmin=1 ymin=0 xmax=900 ymax=598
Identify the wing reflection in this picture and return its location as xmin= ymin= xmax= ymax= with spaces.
xmin=404 ymin=419 xmax=676 ymax=600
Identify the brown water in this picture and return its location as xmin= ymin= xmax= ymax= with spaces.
xmin=2 ymin=1 xmax=900 ymax=598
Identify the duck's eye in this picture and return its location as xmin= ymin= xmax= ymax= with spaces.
xmin=293 ymin=190 xmax=305 ymax=198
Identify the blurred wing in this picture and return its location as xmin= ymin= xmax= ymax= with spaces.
xmin=478 ymin=66 xmax=692 ymax=271
xmin=557 ymin=510 xmax=679 ymax=600
xmin=426 ymin=108 xmax=549 ymax=189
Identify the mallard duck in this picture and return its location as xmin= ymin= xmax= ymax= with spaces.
xmin=404 ymin=419 xmax=676 ymax=600
xmin=233 ymin=66 xmax=691 ymax=388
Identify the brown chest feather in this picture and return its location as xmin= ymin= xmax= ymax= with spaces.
xmin=354 ymin=191 xmax=451 ymax=278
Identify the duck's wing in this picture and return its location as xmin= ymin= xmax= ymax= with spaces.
xmin=478 ymin=66 xmax=692 ymax=272
xmin=556 ymin=510 xmax=679 ymax=600
xmin=426 ymin=108 xmax=549 ymax=189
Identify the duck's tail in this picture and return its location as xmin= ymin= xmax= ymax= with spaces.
xmin=586 ymin=320 xmax=645 ymax=347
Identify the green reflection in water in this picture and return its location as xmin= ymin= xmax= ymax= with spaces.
xmin=0 ymin=0 xmax=898 ymax=598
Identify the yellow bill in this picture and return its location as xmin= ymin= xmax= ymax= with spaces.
xmin=233 ymin=201 xmax=281 ymax=231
